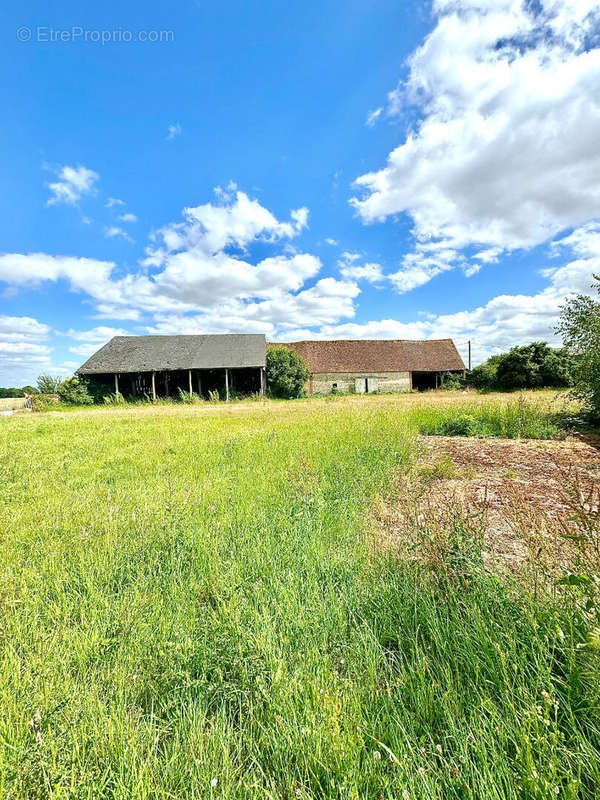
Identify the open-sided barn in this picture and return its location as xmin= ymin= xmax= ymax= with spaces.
xmin=274 ymin=338 xmax=466 ymax=393
xmin=78 ymin=334 xmax=267 ymax=400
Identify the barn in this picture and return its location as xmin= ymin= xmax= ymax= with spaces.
xmin=275 ymin=338 xmax=466 ymax=393
xmin=78 ymin=334 xmax=267 ymax=400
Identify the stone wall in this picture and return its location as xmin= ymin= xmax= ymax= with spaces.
xmin=309 ymin=371 xmax=411 ymax=394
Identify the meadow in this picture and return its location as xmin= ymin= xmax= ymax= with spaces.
xmin=0 ymin=391 xmax=598 ymax=799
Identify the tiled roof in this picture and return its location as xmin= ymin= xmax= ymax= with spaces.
xmin=271 ymin=339 xmax=465 ymax=373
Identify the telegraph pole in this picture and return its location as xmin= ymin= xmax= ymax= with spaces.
xmin=468 ymin=340 xmax=472 ymax=371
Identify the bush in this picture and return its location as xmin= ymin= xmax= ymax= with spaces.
xmin=557 ymin=279 xmax=600 ymax=418
xmin=58 ymin=377 xmax=94 ymax=405
xmin=441 ymin=372 xmax=465 ymax=390
xmin=37 ymin=374 xmax=62 ymax=394
xmin=266 ymin=345 xmax=310 ymax=399
xmin=468 ymin=344 xmax=574 ymax=391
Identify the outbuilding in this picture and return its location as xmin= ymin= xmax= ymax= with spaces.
xmin=276 ymin=338 xmax=465 ymax=393
xmin=78 ymin=334 xmax=266 ymax=400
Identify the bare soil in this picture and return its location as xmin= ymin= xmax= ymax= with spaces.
xmin=379 ymin=435 xmax=600 ymax=576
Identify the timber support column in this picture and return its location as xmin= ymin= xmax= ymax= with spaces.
xmin=114 ymin=373 xmax=119 ymax=395
xmin=188 ymin=369 xmax=193 ymax=395
xmin=260 ymin=367 xmax=266 ymax=395
xmin=225 ymin=368 xmax=229 ymax=401
xmin=151 ymin=371 xmax=156 ymax=402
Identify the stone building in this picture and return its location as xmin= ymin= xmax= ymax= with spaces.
xmin=276 ymin=338 xmax=465 ymax=394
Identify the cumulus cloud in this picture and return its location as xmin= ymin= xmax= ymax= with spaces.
xmin=337 ymin=252 xmax=384 ymax=283
xmin=47 ymin=164 xmax=99 ymax=206
xmin=0 ymin=315 xmax=55 ymax=386
xmin=0 ymin=189 xmax=360 ymax=335
xmin=105 ymin=197 xmax=125 ymax=208
xmin=279 ymin=235 xmax=599 ymax=364
xmin=351 ymin=0 xmax=600 ymax=289
xmin=119 ymin=213 xmax=138 ymax=223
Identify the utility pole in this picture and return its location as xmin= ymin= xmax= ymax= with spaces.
xmin=468 ymin=340 xmax=472 ymax=371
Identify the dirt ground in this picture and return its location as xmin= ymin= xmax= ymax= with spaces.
xmin=380 ymin=434 xmax=600 ymax=576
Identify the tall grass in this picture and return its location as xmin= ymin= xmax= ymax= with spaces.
xmin=0 ymin=401 xmax=598 ymax=798
xmin=412 ymin=395 xmax=565 ymax=439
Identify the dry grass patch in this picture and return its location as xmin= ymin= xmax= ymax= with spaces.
xmin=376 ymin=434 xmax=600 ymax=582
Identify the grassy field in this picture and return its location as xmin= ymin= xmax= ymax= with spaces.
xmin=1 ymin=392 xmax=598 ymax=798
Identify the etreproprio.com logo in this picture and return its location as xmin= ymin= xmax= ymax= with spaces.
xmin=16 ymin=26 xmax=175 ymax=44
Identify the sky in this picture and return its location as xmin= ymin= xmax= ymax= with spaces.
xmin=1 ymin=0 xmax=600 ymax=386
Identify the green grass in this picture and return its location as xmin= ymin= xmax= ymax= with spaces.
xmin=412 ymin=395 xmax=566 ymax=439
xmin=0 ymin=398 xmax=598 ymax=798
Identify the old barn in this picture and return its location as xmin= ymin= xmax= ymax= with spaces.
xmin=78 ymin=334 xmax=266 ymax=400
xmin=276 ymin=338 xmax=466 ymax=393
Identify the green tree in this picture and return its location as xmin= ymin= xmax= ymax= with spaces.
xmin=266 ymin=346 xmax=309 ymax=399
xmin=57 ymin=376 xmax=94 ymax=405
xmin=557 ymin=277 xmax=600 ymax=415
xmin=21 ymin=385 xmax=39 ymax=395
xmin=468 ymin=355 xmax=503 ymax=390
xmin=469 ymin=344 xmax=574 ymax=391
xmin=37 ymin=374 xmax=62 ymax=394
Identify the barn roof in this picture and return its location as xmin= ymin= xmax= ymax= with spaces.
xmin=272 ymin=339 xmax=465 ymax=373
xmin=78 ymin=334 xmax=266 ymax=374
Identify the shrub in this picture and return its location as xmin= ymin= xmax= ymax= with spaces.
xmin=557 ymin=279 xmax=600 ymax=418
xmin=468 ymin=344 xmax=574 ymax=391
xmin=104 ymin=392 xmax=127 ymax=406
xmin=266 ymin=345 xmax=310 ymax=399
xmin=441 ymin=372 xmax=465 ymax=390
xmin=468 ymin=356 xmax=502 ymax=390
xmin=37 ymin=374 xmax=62 ymax=394
xmin=177 ymin=388 xmax=201 ymax=404
xmin=31 ymin=394 xmax=60 ymax=412
xmin=58 ymin=376 xmax=94 ymax=405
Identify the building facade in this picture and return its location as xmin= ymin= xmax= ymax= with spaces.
xmin=275 ymin=339 xmax=466 ymax=394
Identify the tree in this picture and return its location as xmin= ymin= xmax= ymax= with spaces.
xmin=469 ymin=343 xmax=574 ymax=391
xmin=57 ymin=376 xmax=94 ymax=405
xmin=21 ymin=385 xmax=39 ymax=395
xmin=37 ymin=374 xmax=62 ymax=394
xmin=557 ymin=277 xmax=600 ymax=416
xmin=266 ymin=346 xmax=309 ymax=399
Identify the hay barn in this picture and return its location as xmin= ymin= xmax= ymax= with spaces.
xmin=274 ymin=339 xmax=465 ymax=393
xmin=78 ymin=334 xmax=266 ymax=400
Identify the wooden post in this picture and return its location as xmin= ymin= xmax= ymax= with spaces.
xmin=468 ymin=340 xmax=472 ymax=371
xmin=114 ymin=373 xmax=119 ymax=395
xmin=151 ymin=371 xmax=156 ymax=402
xmin=188 ymin=369 xmax=193 ymax=395
xmin=225 ymin=368 xmax=229 ymax=401
xmin=197 ymin=373 xmax=202 ymax=398
xmin=260 ymin=367 xmax=266 ymax=396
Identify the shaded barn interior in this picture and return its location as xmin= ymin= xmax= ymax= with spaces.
xmin=78 ymin=334 xmax=266 ymax=400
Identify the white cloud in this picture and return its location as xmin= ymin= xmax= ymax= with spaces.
xmin=325 ymin=238 xmax=338 ymax=246
xmin=119 ymin=213 xmax=138 ymax=223
xmin=105 ymin=226 xmax=134 ymax=243
xmin=351 ymin=0 xmax=600 ymax=290
xmin=0 ymin=189 xmax=357 ymax=332
xmin=66 ymin=326 xmax=128 ymax=342
xmin=278 ymin=237 xmax=599 ymax=365
xmin=0 ymin=315 xmax=55 ymax=386
xmin=105 ymin=197 xmax=125 ymax=208
xmin=47 ymin=164 xmax=99 ymax=206
xmin=366 ymin=107 xmax=383 ymax=127
xmin=0 ymin=315 xmax=50 ymax=342
xmin=337 ymin=252 xmax=384 ymax=283
xmin=166 ymin=123 xmax=182 ymax=140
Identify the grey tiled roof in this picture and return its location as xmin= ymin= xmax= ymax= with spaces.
xmin=78 ymin=334 xmax=266 ymax=374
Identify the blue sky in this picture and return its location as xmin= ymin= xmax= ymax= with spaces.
xmin=1 ymin=0 xmax=599 ymax=385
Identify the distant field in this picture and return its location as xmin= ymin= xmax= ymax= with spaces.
xmin=1 ymin=392 xmax=598 ymax=799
